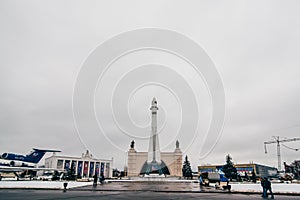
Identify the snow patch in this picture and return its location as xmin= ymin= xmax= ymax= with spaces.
xmin=0 ymin=181 xmax=92 ymax=189
xmin=231 ymin=183 xmax=300 ymax=194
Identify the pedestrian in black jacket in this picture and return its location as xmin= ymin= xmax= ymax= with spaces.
xmin=261 ymin=177 xmax=267 ymax=198
xmin=265 ymin=178 xmax=274 ymax=199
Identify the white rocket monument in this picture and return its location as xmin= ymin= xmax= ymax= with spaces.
xmin=146 ymin=97 xmax=163 ymax=174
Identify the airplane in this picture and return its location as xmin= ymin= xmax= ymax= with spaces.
xmin=0 ymin=148 xmax=62 ymax=180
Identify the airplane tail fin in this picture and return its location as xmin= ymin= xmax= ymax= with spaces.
xmin=25 ymin=148 xmax=61 ymax=164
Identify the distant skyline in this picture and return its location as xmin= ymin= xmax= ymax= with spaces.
xmin=1 ymin=1 xmax=300 ymax=171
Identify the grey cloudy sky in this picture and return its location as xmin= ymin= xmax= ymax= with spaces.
xmin=0 ymin=0 xmax=300 ymax=171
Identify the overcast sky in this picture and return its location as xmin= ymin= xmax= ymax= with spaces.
xmin=1 ymin=0 xmax=300 ymax=171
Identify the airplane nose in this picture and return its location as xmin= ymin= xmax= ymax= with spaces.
xmin=2 ymin=153 xmax=8 ymax=158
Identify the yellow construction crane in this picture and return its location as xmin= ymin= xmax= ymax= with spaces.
xmin=264 ymin=136 xmax=300 ymax=171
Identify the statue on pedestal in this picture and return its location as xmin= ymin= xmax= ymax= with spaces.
xmin=130 ymin=140 xmax=135 ymax=149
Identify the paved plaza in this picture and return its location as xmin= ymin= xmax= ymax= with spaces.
xmin=79 ymin=181 xmax=203 ymax=192
xmin=1 ymin=181 xmax=300 ymax=200
xmin=1 ymin=189 xmax=300 ymax=200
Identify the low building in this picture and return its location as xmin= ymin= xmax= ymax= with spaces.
xmin=198 ymin=163 xmax=277 ymax=178
xmin=45 ymin=150 xmax=113 ymax=178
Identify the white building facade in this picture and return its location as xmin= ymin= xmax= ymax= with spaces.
xmin=45 ymin=150 xmax=113 ymax=178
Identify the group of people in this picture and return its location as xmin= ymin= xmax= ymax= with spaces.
xmin=261 ymin=177 xmax=274 ymax=199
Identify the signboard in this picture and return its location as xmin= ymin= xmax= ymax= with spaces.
xmin=89 ymin=162 xmax=94 ymax=177
xmin=64 ymin=160 xmax=70 ymax=170
xmin=77 ymin=161 xmax=83 ymax=176
xmin=83 ymin=161 xmax=89 ymax=177
xmin=95 ymin=162 xmax=100 ymax=175
xmin=100 ymin=162 xmax=105 ymax=175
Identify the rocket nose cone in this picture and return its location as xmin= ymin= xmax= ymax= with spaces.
xmin=152 ymin=97 xmax=157 ymax=105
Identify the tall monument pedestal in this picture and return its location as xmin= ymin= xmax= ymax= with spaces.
xmin=126 ymin=98 xmax=183 ymax=178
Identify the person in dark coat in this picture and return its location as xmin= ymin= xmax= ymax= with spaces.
xmin=265 ymin=178 xmax=274 ymax=199
xmin=93 ymin=173 xmax=98 ymax=187
xmin=99 ymin=173 xmax=105 ymax=184
xmin=261 ymin=177 xmax=267 ymax=198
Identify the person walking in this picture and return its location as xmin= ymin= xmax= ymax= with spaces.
xmin=265 ymin=178 xmax=274 ymax=199
xmin=261 ymin=177 xmax=267 ymax=198
xmin=99 ymin=173 xmax=105 ymax=184
xmin=199 ymin=175 xmax=203 ymax=189
xmin=93 ymin=173 xmax=98 ymax=187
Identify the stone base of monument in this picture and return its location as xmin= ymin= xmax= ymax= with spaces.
xmin=129 ymin=175 xmax=182 ymax=182
xmin=143 ymin=174 xmax=166 ymax=181
xmin=144 ymin=174 xmax=165 ymax=178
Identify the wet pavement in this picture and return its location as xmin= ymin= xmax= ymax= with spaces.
xmin=1 ymin=189 xmax=300 ymax=200
xmin=78 ymin=181 xmax=205 ymax=192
